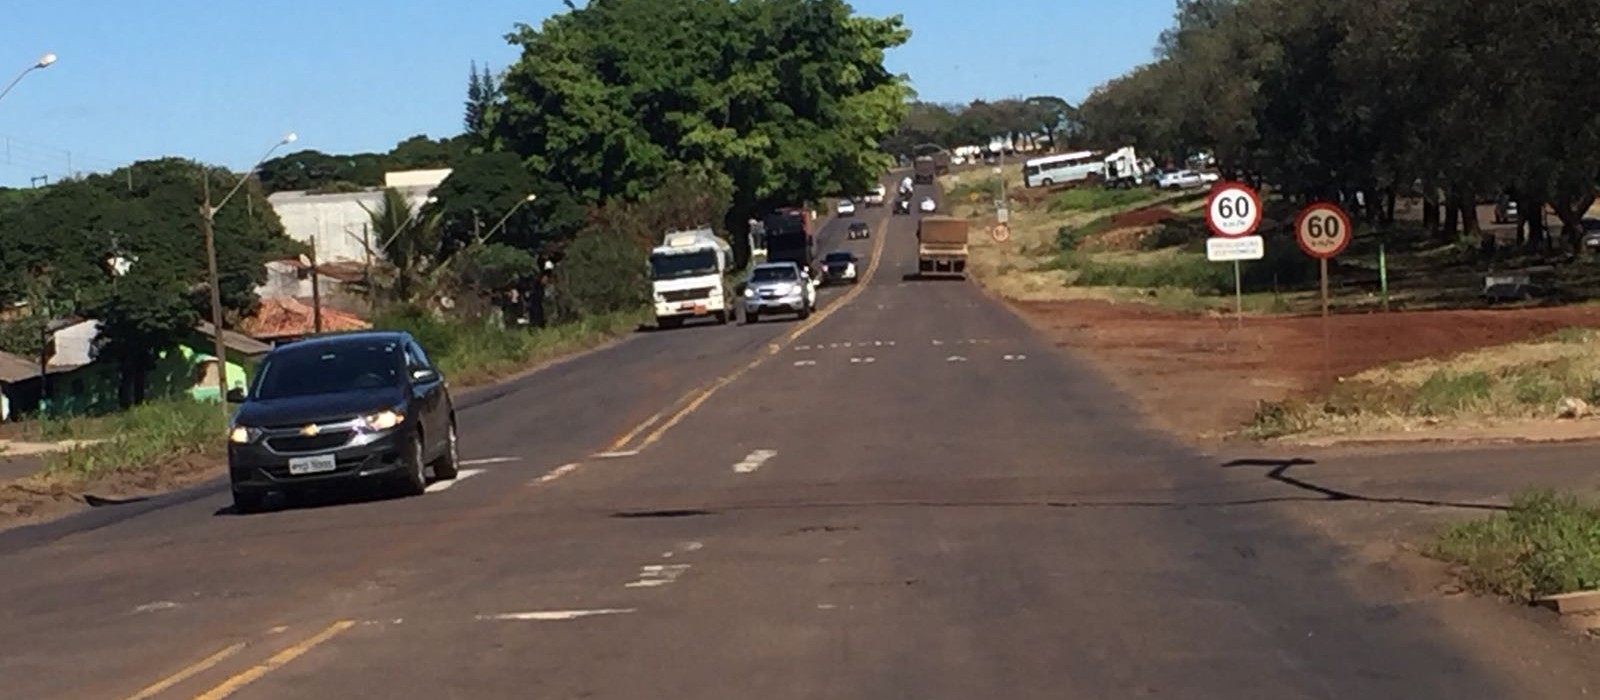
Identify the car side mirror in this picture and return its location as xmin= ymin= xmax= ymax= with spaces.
xmin=411 ymin=368 xmax=439 ymax=384
xmin=225 ymin=387 xmax=247 ymax=404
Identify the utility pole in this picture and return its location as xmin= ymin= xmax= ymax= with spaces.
xmin=310 ymin=234 xmax=323 ymax=333
xmin=200 ymin=173 xmax=230 ymax=417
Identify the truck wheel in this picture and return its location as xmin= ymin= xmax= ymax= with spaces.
xmin=658 ymin=317 xmax=682 ymax=330
xmin=714 ymin=310 xmax=728 ymax=325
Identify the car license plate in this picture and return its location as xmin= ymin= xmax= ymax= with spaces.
xmin=288 ymin=454 xmax=337 ymax=475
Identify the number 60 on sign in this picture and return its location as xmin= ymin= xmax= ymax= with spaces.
xmin=1295 ymin=203 xmax=1352 ymax=259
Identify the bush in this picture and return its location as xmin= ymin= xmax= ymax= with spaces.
xmin=1142 ymin=217 xmax=1207 ymax=251
xmin=1434 ymin=490 xmax=1600 ymax=602
xmin=1055 ymin=216 xmax=1114 ymax=252
xmin=373 ymin=304 xmax=643 ymax=384
xmin=1047 ymin=187 xmax=1150 ymax=213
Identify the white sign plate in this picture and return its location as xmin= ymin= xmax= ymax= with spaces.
xmin=1206 ymin=235 xmax=1265 ymax=262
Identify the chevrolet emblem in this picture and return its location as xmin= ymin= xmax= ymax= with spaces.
xmin=300 ymin=424 xmax=321 ymax=437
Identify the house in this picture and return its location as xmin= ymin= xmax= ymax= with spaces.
xmin=0 ymin=319 xmax=269 ymax=419
xmin=240 ymin=298 xmax=370 ymax=343
xmin=267 ymin=169 xmax=450 ymax=264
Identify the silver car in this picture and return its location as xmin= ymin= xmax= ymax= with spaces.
xmin=742 ymin=262 xmax=816 ymax=323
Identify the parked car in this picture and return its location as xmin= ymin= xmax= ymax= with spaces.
xmin=919 ymin=196 xmax=938 ymax=213
xmin=742 ymin=261 xmax=816 ymax=323
xmin=836 ymin=199 xmax=857 ymax=216
xmin=1157 ymin=170 xmax=1220 ymax=190
xmin=226 ymin=331 xmax=458 ymax=513
xmin=821 ymin=251 xmax=860 ymax=285
xmin=847 ymin=221 xmax=871 ymax=240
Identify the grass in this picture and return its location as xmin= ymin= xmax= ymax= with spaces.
xmin=1052 ymin=247 xmax=1236 ymax=296
xmin=1433 ymin=490 xmax=1600 ymax=602
xmin=1047 ymin=188 xmax=1154 ymax=214
xmin=373 ymin=306 xmax=650 ymax=386
xmin=42 ymin=399 xmax=224 ymax=483
xmin=1247 ymin=328 xmax=1600 ymax=439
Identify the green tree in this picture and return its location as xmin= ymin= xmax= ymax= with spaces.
xmin=361 ymin=187 xmax=441 ymax=303
xmin=464 ymin=61 xmax=499 ymax=136
xmin=488 ymin=0 xmax=911 ymax=266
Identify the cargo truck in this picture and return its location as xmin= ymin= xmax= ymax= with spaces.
xmin=649 ymin=227 xmax=736 ymax=328
xmin=917 ymin=216 xmax=969 ymax=278
xmin=913 ymin=156 xmax=937 ymax=185
xmin=762 ymin=207 xmax=815 ymax=272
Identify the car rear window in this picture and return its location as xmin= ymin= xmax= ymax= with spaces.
xmin=825 ymin=253 xmax=853 ymax=262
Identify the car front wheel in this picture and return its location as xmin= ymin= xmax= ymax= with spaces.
xmin=400 ymin=434 xmax=427 ymax=496
xmin=432 ymin=421 xmax=460 ymax=480
xmin=232 ymin=488 xmax=266 ymax=514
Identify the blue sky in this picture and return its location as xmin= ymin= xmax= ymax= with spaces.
xmin=0 ymin=1 xmax=1175 ymax=187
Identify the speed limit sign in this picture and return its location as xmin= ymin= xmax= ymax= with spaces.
xmin=1207 ymin=182 xmax=1263 ymax=239
xmin=1295 ymin=203 xmax=1352 ymax=259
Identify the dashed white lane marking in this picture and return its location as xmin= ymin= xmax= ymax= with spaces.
xmin=662 ymin=541 xmax=704 ymax=558
xmin=532 ymin=462 xmax=582 ymax=485
xmin=932 ymin=339 xmax=944 ymax=346
xmin=842 ymin=342 xmax=853 ymax=348
xmin=593 ymin=450 xmax=639 ymax=459
xmin=626 ymin=564 xmax=691 ymax=588
xmin=134 ymin=601 xmax=181 ymax=614
xmin=848 ymin=356 xmax=876 ymax=364
xmin=946 ymin=355 xmax=968 ymax=363
xmin=461 ymin=457 xmax=520 ymax=466
xmin=794 ymin=359 xmax=817 ymax=367
xmin=426 ymin=468 xmax=486 ymax=493
xmin=794 ymin=344 xmax=811 ymax=351
xmin=734 ymin=449 xmax=777 ymax=474
xmin=1003 ymin=354 xmax=1029 ymax=361
xmin=817 ymin=603 xmax=837 ymax=610
xmin=477 ymin=609 xmax=637 ymax=622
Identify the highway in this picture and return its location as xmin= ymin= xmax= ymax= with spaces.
xmin=0 ymin=182 xmax=1547 ymax=699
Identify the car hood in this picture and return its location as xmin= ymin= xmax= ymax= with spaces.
xmin=237 ymin=386 xmax=408 ymax=428
xmin=748 ymin=278 xmax=802 ymax=292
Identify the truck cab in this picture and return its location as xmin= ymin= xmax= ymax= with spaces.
xmin=650 ymin=228 xmax=736 ymax=328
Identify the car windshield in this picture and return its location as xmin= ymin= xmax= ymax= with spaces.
xmin=825 ymin=253 xmax=853 ymax=263
xmin=252 ymin=341 xmax=403 ymax=400
xmin=650 ymin=250 xmax=719 ymax=280
xmin=750 ymin=266 xmax=797 ymax=283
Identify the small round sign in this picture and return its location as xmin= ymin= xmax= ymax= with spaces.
xmin=1295 ymin=202 xmax=1352 ymax=259
xmin=990 ymin=223 xmax=1011 ymax=243
xmin=1206 ymin=182 xmax=1263 ymax=239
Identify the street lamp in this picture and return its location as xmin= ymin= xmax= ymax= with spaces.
xmin=0 ymin=53 xmax=58 ymax=106
xmin=480 ymin=193 xmax=538 ymax=245
xmin=200 ymin=131 xmax=297 ymax=416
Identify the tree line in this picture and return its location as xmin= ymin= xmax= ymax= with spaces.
xmin=1076 ymin=0 xmax=1600 ymax=250
xmin=880 ymin=97 xmax=1080 ymax=158
xmin=0 ymin=0 xmax=911 ymax=409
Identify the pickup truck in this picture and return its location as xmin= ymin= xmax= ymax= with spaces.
xmin=917 ymin=216 xmax=969 ymax=278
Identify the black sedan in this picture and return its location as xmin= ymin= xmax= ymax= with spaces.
xmin=820 ymin=251 xmax=860 ymax=285
xmin=226 ymin=331 xmax=458 ymax=512
xmin=847 ymin=221 xmax=871 ymax=240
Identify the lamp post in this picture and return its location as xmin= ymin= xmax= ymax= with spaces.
xmin=480 ymin=193 xmax=538 ymax=246
xmin=201 ymin=132 xmax=296 ymax=415
xmin=0 ymin=53 xmax=56 ymax=106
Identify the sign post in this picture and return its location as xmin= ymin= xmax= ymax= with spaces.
xmin=1295 ymin=202 xmax=1353 ymax=381
xmin=1206 ymin=182 xmax=1265 ymax=329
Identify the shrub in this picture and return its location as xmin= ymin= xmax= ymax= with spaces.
xmin=1434 ymin=490 xmax=1600 ymax=602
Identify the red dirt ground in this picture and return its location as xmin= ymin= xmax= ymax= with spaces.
xmin=1110 ymin=207 xmax=1179 ymax=228
xmin=1011 ymin=300 xmax=1600 ymax=440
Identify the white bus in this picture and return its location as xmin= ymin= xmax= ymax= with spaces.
xmin=1022 ymin=151 xmax=1104 ymax=188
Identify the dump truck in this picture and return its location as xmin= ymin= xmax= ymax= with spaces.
xmin=913 ymin=156 xmax=937 ymax=185
xmin=917 ymin=216 xmax=969 ymax=278
xmin=762 ymin=207 xmax=814 ymax=270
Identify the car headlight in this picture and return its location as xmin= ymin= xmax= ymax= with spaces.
xmin=744 ymin=288 xmax=756 ymax=298
xmin=846 ymin=263 xmax=856 ymax=276
xmin=360 ymin=409 xmax=405 ymax=431
xmin=228 ymin=426 xmax=260 ymax=444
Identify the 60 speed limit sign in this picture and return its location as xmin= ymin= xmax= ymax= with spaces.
xmin=1206 ymin=182 xmax=1263 ymax=238
xmin=1295 ymin=202 xmax=1352 ymax=259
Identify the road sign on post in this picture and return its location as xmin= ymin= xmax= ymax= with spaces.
xmin=1207 ymin=182 xmax=1265 ymax=329
xmin=1295 ymin=202 xmax=1353 ymax=383
xmin=1207 ymin=182 xmax=1263 ymax=239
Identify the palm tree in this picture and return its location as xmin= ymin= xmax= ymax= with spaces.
xmin=360 ymin=188 xmax=441 ymax=302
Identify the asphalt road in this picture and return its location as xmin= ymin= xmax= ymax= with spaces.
xmin=0 ymin=180 xmax=1576 ymax=698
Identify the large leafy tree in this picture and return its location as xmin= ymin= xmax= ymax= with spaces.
xmin=0 ymin=158 xmax=294 ymax=405
xmin=487 ymin=0 xmax=911 ymax=266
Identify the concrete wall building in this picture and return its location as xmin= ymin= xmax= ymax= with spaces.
xmin=267 ymin=169 xmax=451 ymax=264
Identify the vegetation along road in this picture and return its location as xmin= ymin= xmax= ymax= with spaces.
xmin=4 ymin=0 xmax=1600 ymax=698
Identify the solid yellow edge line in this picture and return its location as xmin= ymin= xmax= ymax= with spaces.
xmin=123 ymin=642 xmax=248 ymax=700
xmin=634 ymin=213 xmax=891 ymax=450
xmin=191 ymin=620 xmax=355 ymax=700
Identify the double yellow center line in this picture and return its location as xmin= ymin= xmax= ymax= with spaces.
xmin=123 ymin=620 xmax=355 ymax=700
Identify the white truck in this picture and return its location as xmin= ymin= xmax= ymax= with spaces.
xmin=1102 ymin=146 xmax=1156 ymax=189
xmin=650 ymin=227 xmax=737 ymax=328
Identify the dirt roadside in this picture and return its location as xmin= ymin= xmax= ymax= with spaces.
xmin=1009 ymin=298 xmax=1600 ymax=444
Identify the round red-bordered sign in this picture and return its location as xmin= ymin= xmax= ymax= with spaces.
xmin=1294 ymin=202 xmax=1352 ymax=259
xmin=1206 ymin=182 xmax=1263 ymax=239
